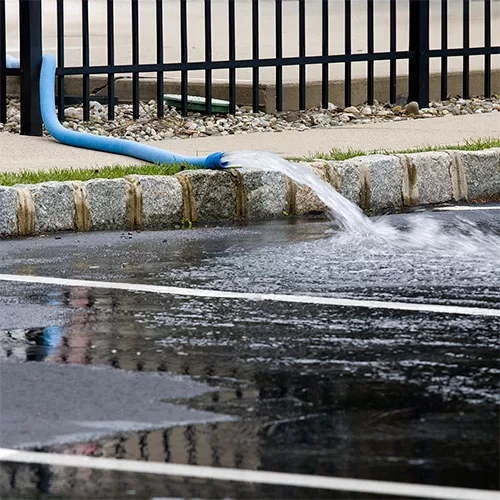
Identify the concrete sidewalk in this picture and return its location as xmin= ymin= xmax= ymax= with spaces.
xmin=1 ymin=113 xmax=499 ymax=173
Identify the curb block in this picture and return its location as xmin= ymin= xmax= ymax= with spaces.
xmin=0 ymin=186 xmax=17 ymax=236
xmin=72 ymin=181 xmax=91 ymax=231
xmin=452 ymin=149 xmax=500 ymax=201
xmin=1 ymin=149 xmax=499 ymax=237
xmin=179 ymin=170 xmax=237 ymax=223
xmin=239 ymin=168 xmax=288 ymax=219
xmin=86 ymin=178 xmax=129 ymax=231
xmin=403 ymin=152 xmax=454 ymax=205
xmin=26 ymin=182 xmax=75 ymax=234
xmin=327 ymin=159 xmax=363 ymax=208
xmin=128 ymin=175 xmax=182 ymax=229
xmin=294 ymin=161 xmax=329 ymax=215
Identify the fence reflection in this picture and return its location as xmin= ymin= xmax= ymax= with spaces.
xmin=2 ymin=284 xmax=497 ymax=497
xmin=0 ymin=419 xmax=264 ymax=498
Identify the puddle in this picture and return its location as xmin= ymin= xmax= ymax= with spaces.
xmin=1 ymin=288 xmax=498 ymax=496
xmin=1 ymin=219 xmax=499 ymax=497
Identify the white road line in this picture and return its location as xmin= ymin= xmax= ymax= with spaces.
xmin=0 ymin=274 xmax=499 ymax=317
xmin=433 ymin=206 xmax=500 ymax=212
xmin=0 ymin=448 xmax=498 ymax=500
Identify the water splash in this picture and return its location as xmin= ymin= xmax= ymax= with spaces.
xmin=337 ymin=216 xmax=500 ymax=260
xmin=224 ymin=150 xmax=374 ymax=235
xmin=224 ymin=150 xmax=500 ymax=259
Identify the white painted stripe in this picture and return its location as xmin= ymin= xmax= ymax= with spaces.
xmin=0 ymin=448 xmax=497 ymax=500
xmin=0 ymin=274 xmax=499 ymax=317
xmin=433 ymin=206 xmax=500 ymax=212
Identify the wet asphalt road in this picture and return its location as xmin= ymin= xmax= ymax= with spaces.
xmin=0 ymin=205 xmax=499 ymax=499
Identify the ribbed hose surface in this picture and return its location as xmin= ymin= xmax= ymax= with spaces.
xmin=39 ymin=54 xmax=225 ymax=169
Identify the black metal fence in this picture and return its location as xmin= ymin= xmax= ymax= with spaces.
xmin=1 ymin=0 xmax=499 ymax=136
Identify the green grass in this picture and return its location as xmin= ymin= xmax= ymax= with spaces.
xmin=1 ymin=137 xmax=499 ymax=186
xmin=290 ymin=136 xmax=500 ymax=162
xmin=0 ymin=163 xmax=198 ymax=187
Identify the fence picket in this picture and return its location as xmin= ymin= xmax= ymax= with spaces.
xmin=1 ymin=0 xmax=498 ymax=133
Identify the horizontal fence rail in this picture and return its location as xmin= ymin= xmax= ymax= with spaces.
xmin=0 ymin=0 xmax=499 ymax=136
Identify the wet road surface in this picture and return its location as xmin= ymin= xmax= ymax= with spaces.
xmin=0 ymin=205 xmax=499 ymax=499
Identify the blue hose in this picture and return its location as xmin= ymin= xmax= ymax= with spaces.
xmin=40 ymin=54 xmax=226 ymax=169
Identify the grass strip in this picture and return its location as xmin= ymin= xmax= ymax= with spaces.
xmin=291 ymin=137 xmax=500 ymax=162
xmin=1 ymin=137 xmax=498 ymax=186
xmin=0 ymin=163 xmax=196 ymax=187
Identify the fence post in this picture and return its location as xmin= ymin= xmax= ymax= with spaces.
xmin=408 ymin=0 xmax=430 ymax=108
xmin=19 ymin=0 xmax=43 ymax=136
xmin=1 ymin=0 xmax=7 ymax=124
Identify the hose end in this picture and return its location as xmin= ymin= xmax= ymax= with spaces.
xmin=204 ymin=152 xmax=227 ymax=170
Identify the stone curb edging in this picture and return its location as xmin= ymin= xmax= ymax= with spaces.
xmin=1 ymin=148 xmax=499 ymax=237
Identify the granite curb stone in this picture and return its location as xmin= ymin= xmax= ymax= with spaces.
xmin=1 ymin=149 xmax=499 ymax=237
xmin=179 ymin=169 xmax=237 ymax=222
xmin=240 ymin=168 xmax=288 ymax=219
xmin=294 ymin=161 xmax=330 ymax=215
xmin=0 ymin=186 xmax=17 ymax=236
xmin=14 ymin=186 xmax=35 ymax=236
xmin=85 ymin=178 xmax=129 ymax=231
xmin=127 ymin=175 xmax=183 ymax=229
xmin=326 ymin=159 xmax=363 ymax=208
xmin=21 ymin=182 xmax=76 ymax=234
xmin=452 ymin=148 xmax=500 ymax=201
xmin=400 ymin=151 xmax=454 ymax=205
xmin=357 ymin=155 xmax=403 ymax=211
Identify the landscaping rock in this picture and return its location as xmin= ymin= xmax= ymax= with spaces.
xmin=2 ymin=96 xmax=499 ymax=139
xmin=343 ymin=106 xmax=359 ymax=114
xmin=405 ymin=101 xmax=420 ymax=115
xmin=0 ymin=186 xmax=18 ymax=236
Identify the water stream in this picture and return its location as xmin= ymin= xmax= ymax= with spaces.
xmin=224 ymin=150 xmax=500 ymax=259
xmin=224 ymin=150 xmax=375 ymax=235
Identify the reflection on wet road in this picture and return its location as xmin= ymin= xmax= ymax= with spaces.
xmin=0 ymin=208 xmax=499 ymax=498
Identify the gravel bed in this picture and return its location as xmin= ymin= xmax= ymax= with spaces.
xmin=1 ymin=96 xmax=499 ymax=141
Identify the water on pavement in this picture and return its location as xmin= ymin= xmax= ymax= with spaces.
xmin=0 ymin=207 xmax=499 ymax=498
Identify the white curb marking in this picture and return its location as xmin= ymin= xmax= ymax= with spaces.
xmin=0 ymin=274 xmax=499 ymax=317
xmin=433 ymin=206 xmax=500 ymax=212
xmin=0 ymin=448 xmax=498 ymax=500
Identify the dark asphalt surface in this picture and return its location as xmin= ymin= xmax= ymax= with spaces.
xmin=0 ymin=205 xmax=499 ymax=499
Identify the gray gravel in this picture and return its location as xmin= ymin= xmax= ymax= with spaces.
xmin=1 ymin=96 xmax=499 ymax=142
